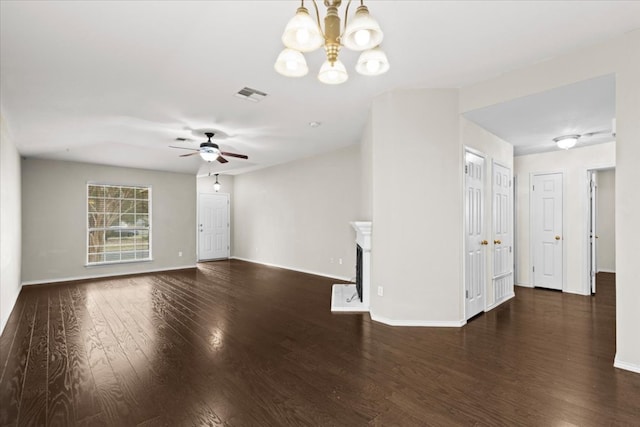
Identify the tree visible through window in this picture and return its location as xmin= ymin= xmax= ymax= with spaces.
xmin=87 ymin=184 xmax=151 ymax=264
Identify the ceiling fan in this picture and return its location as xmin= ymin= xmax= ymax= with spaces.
xmin=170 ymin=132 xmax=248 ymax=163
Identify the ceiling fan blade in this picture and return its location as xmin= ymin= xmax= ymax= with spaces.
xmin=217 ymin=156 xmax=229 ymax=164
xmin=220 ymin=151 xmax=248 ymax=160
xmin=170 ymin=145 xmax=199 ymax=151
xmin=179 ymin=152 xmax=201 ymax=157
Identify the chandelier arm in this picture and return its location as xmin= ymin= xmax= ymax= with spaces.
xmin=342 ymin=0 xmax=353 ymax=37
xmin=310 ymin=0 xmax=326 ymax=39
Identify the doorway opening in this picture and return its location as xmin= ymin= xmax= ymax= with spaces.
xmin=198 ymin=193 xmax=230 ymax=261
xmin=587 ymin=168 xmax=615 ymax=295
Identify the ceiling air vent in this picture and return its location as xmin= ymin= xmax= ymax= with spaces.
xmin=235 ymin=87 xmax=267 ymax=103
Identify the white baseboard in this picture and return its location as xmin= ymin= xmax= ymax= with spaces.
xmin=515 ymin=283 xmax=534 ymax=288
xmin=21 ymin=265 xmax=198 ymax=286
xmin=485 ymin=292 xmax=515 ymax=312
xmin=231 ymin=256 xmax=351 ymax=282
xmin=597 ymin=269 xmax=616 ymax=273
xmin=369 ymin=311 xmax=466 ymax=327
xmin=614 ymin=356 xmax=640 ymax=374
xmin=563 ymin=288 xmax=591 ymax=296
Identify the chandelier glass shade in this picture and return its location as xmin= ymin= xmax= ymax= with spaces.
xmin=274 ymin=48 xmax=309 ymax=77
xmin=355 ymin=47 xmax=389 ymax=76
xmin=275 ymin=0 xmax=389 ymax=84
xmin=342 ymin=5 xmax=383 ymax=51
xmin=281 ymin=6 xmax=325 ymax=52
xmin=318 ymin=59 xmax=348 ymax=84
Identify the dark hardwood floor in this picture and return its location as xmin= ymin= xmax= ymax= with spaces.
xmin=1 ymin=262 xmax=638 ymax=426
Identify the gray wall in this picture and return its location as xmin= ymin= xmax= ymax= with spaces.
xmin=21 ymin=159 xmax=197 ymax=283
xmin=1 ymin=113 xmax=22 ymax=333
xmin=232 ymin=145 xmax=362 ymax=280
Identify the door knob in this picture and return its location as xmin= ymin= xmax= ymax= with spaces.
xmin=555 ymin=235 xmax=561 ymax=240
xmin=481 ymin=240 xmax=489 ymax=245
xmin=494 ymin=240 xmax=502 ymax=245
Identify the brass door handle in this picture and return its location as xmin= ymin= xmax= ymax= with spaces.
xmin=494 ymin=240 xmax=502 ymax=245
xmin=555 ymin=235 xmax=561 ymax=240
xmin=481 ymin=240 xmax=489 ymax=245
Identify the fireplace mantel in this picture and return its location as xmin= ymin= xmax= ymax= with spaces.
xmin=350 ymin=221 xmax=372 ymax=252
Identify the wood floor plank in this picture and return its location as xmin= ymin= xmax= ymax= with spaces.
xmin=61 ymin=286 xmax=103 ymax=423
xmin=0 ymin=289 xmax=27 ymax=378
xmin=68 ymin=285 xmax=139 ymax=426
xmin=0 ymin=293 xmax=37 ymax=426
xmin=16 ymin=294 xmax=48 ymax=427
xmin=1 ymin=266 xmax=638 ymax=426
xmin=47 ymin=289 xmax=75 ymax=426
xmin=80 ymin=285 xmax=159 ymax=424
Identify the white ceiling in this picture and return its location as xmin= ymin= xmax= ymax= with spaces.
xmin=464 ymin=74 xmax=616 ymax=156
xmin=2 ymin=1 xmax=639 ymax=175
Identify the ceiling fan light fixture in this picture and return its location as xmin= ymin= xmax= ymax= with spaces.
xmin=281 ymin=6 xmax=324 ymax=52
xmin=200 ymin=150 xmax=219 ymax=162
xmin=318 ymin=59 xmax=348 ymax=85
xmin=554 ymin=134 xmax=580 ymax=150
xmin=355 ymin=46 xmax=389 ymax=76
xmin=274 ymin=48 xmax=309 ymax=77
xmin=342 ymin=5 xmax=384 ymax=51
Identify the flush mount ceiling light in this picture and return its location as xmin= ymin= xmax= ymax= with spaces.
xmin=274 ymin=0 xmax=390 ymax=85
xmin=553 ymin=134 xmax=580 ymax=150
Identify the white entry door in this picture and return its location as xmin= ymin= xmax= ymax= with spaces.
xmin=198 ymin=193 xmax=229 ymax=261
xmin=532 ymin=173 xmax=563 ymax=290
xmin=589 ymin=171 xmax=598 ymax=294
xmin=493 ymin=162 xmax=513 ymax=303
xmin=465 ymin=150 xmax=486 ymax=319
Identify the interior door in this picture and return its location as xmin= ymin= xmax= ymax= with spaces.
xmin=465 ymin=151 xmax=486 ymax=319
xmin=493 ymin=162 xmax=513 ymax=302
xmin=198 ymin=193 xmax=229 ymax=261
xmin=589 ymin=171 xmax=597 ymax=294
xmin=532 ymin=173 xmax=563 ymax=290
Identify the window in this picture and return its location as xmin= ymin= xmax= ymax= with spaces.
xmin=87 ymin=183 xmax=151 ymax=265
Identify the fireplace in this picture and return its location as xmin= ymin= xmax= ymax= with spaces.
xmin=330 ymin=221 xmax=372 ymax=312
xmin=355 ymin=244 xmax=363 ymax=302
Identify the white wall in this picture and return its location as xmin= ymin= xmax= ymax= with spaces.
xmin=461 ymin=118 xmax=514 ymax=309
xmin=596 ymin=169 xmax=615 ymax=272
xmin=21 ymin=159 xmax=197 ymax=284
xmin=370 ymin=89 xmax=463 ymax=325
xmin=614 ymin=32 xmax=640 ymax=373
xmin=514 ymin=142 xmax=615 ymax=294
xmin=0 ymin=113 xmax=22 ymax=334
xmin=360 ymin=114 xmax=373 ymax=221
xmin=232 ymin=145 xmax=361 ymax=280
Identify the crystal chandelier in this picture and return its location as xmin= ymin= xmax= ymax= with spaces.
xmin=274 ymin=0 xmax=390 ymax=85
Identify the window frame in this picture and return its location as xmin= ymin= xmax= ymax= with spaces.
xmin=86 ymin=182 xmax=153 ymax=266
